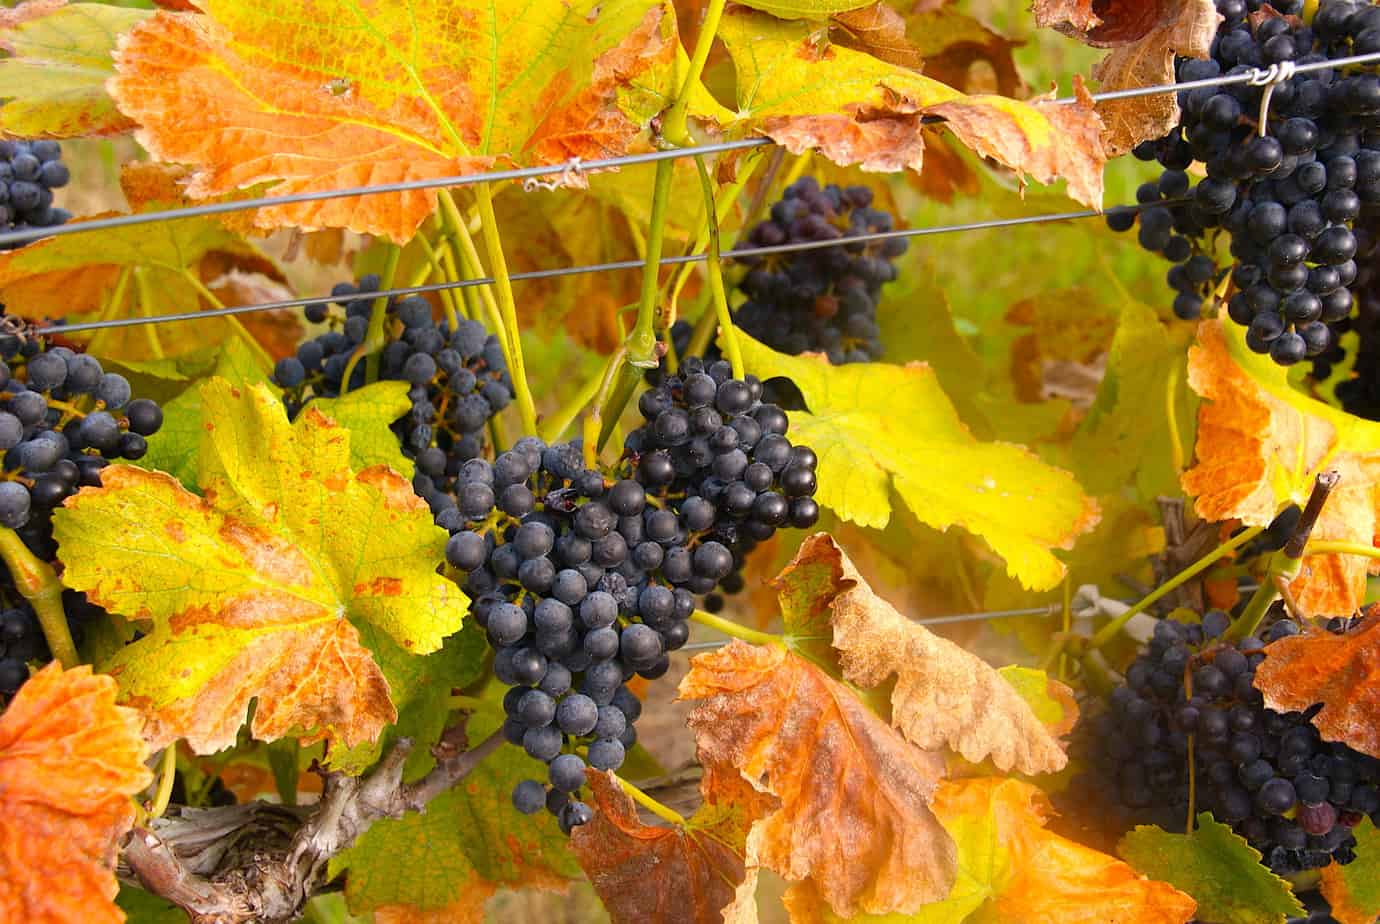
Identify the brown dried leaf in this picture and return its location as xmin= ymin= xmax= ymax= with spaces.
xmin=831 ymin=3 xmax=921 ymax=69
xmin=778 ymin=533 xmax=1071 ymax=775
xmin=573 ymin=771 xmax=759 ymax=924
xmin=678 ymin=640 xmax=956 ymax=918
xmin=1253 ymin=610 xmax=1380 ymax=758
xmin=0 ymin=664 xmax=152 ymax=924
xmin=1090 ymin=0 xmax=1220 ymax=155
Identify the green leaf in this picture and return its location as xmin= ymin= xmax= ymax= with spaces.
xmin=0 ymin=1 xmax=149 ymax=138
xmin=308 ymin=382 xmax=415 ymax=479
xmin=733 ymin=332 xmax=1099 ymax=590
xmin=54 ymin=380 xmax=467 ymax=755
xmin=1118 ymin=815 xmax=1304 ymax=924
xmin=330 ymin=699 xmax=582 ymax=914
xmin=115 ymin=884 xmax=189 ymax=923
xmin=140 ymin=337 xmax=274 ymax=488
xmin=996 ymin=666 xmax=1075 ymax=733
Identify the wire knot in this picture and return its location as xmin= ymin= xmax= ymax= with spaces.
xmin=522 ymin=157 xmax=585 ymax=193
xmin=1250 ymin=61 xmax=1297 ymax=137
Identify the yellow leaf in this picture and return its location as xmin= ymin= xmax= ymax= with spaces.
xmin=734 ymin=332 xmax=1099 ymax=590
xmin=53 ymin=380 xmax=467 ymax=754
xmin=109 ymin=0 xmax=687 ymax=242
xmin=0 ymin=0 xmax=147 ymax=138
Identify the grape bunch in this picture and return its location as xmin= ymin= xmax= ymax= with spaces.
xmin=445 ymin=361 xmax=820 ymax=832
xmin=625 ymin=355 xmax=820 ymax=611
xmin=731 ymin=177 xmax=906 ymax=363
xmin=0 ymin=323 xmax=164 ymax=701
xmin=1072 ymin=612 xmax=1380 ymax=874
xmin=1326 ymin=209 xmax=1380 ymax=415
xmin=272 ymin=277 xmax=512 ymax=526
xmin=0 ymin=140 xmax=71 ymax=248
xmin=1109 ymin=0 xmax=1380 ymax=365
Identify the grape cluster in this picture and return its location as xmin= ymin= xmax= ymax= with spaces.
xmin=731 ymin=177 xmax=906 ymax=363
xmin=445 ymin=361 xmax=820 ymax=831
xmin=1109 ymin=0 xmax=1380 ymax=365
xmin=272 ymin=277 xmax=512 ymax=525
xmin=1073 ymin=612 xmax=1380 ymax=874
xmin=1326 ymin=209 xmax=1380 ymax=414
xmin=626 ymin=356 xmax=820 ymax=611
xmin=0 ymin=325 xmax=164 ymax=701
xmin=0 ymin=140 xmax=71 ymax=248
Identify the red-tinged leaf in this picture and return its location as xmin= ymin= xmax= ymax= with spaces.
xmin=572 ymin=771 xmax=760 ymax=924
xmin=1253 ymin=610 xmax=1380 ymax=758
xmin=0 ymin=664 xmax=153 ymax=924
xmin=678 ymin=640 xmax=957 ymax=918
xmin=1320 ymin=817 xmax=1380 ymax=924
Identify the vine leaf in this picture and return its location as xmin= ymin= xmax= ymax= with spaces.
xmin=678 ymin=639 xmax=957 ymax=918
xmin=0 ymin=664 xmax=153 ymax=924
xmin=571 ymin=770 xmax=761 ymax=924
xmin=733 ymin=332 xmax=1100 ymax=591
xmin=997 ymin=665 xmax=1081 ymax=737
xmin=736 ymin=0 xmax=875 ymax=20
xmin=1118 ymin=815 xmax=1302 ymax=924
xmin=775 ymin=533 xmax=1073 ymax=775
xmin=52 ymin=380 xmax=467 ymax=754
xmin=1087 ymin=0 xmax=1220 ymax=155
xmin=1320 ymin=817 xmax=1380 ymax=924
xmin=1182 ymin=319 xmax=1380 ymax=614
xmin=718 ymin=7 xmax=1106 ymax=207
xmin=0 ymin=205 xmax=284 ymax=364
xmin=1252 ymin=609 xmax=1380 ymax=759
xmin=329 ymin=707 xmax=581 ymax=916
xmin=109 ymin=0 xmax=688 ymax=243
xmin=785 ymin=777 xmax=1195 ymax=923
xmin=0 ymin=0 xmax=147 ymax=138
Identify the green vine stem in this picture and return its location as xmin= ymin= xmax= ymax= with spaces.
xmin=689 ymin=608 xmax=783 ymax=647
xmin=0 ymin=528 xmax=76 ymax=668
xmin=469 ymin=186 xmax=538 ymax=435
xmin=662 ymin=0 xmax=727 ymax=148
xmin=1088 ymin=524 xmax=1265 ymax=650
xmin=628 ymin=158 xmax=676 ymax=369
xmin=582 ymin=346 xmax=630 ymax=467
xmin=693 ymin=156 xmax=743 ymax=379
xmin=414 ymin=232 xmax=465 ymax=329
xmin=539 ymin=358 xmax=610 ymax=444
xmin=1304 ymin=540 xmax=1380 ymax=558
xmin=132 ymin=267 xmax=166 ymax=360
xmin=148 ymin=746 xmax=177 ymax=821
xmin=616 ymin=773 xmax=686 ymax=826
xmin=341 ymin=243 xmax=400 ymax=391
xmin=87 ymin=265 xmax=134 ymax=359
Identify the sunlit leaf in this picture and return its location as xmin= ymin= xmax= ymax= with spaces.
xmin=53 ymin=380 xmax=467 ymax=754
xmin=1320 ymin=817 xmax=1380 ymax=924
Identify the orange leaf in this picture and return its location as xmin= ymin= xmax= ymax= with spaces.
xmin=572 ymin=771 xmax=758 ymax=924
xmin=0 ymin=664 xmax=152 ymax=924
xmin=1182 ymin=319 xmax=1380 ymax=614
xmin=1088 ymin=0 xmax=1220 ymax=155
xmin=778 ymin=534 xmax=1072 ymax=775
xmin=1253 ymin=610 xmax=1380 ymax=758
xmin=109 ymin=0 xmax=683 ymax=243
xmin=831 ymin=3 xmax=922 ymax=69
xmin=678 ymin=640 xmax=956 ymax=918
xmin=372 ymin=890 xmax=494 ymax=924
xmin=935 ymin=778 xmax=1197 ymax=924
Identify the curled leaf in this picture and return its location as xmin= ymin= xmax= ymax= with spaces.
xmin=0 ymin=664 xmax=153 ymax=924
xmin=776 ymin=534 xmax=1072 ymax=775
xmin=1182 ymin=320 xmax=1380 ymax=614
xmin=1252 ymin=612 xmax=1380 ymax=759
xmin=572 ymin=771 xmax=758 ymax=924
xmin=679 ymin=640 xmax=956 ymax=918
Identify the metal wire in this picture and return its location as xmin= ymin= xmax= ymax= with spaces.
xmin=4 ymin=50 xmax=1379 ymax=253
xmin=35 ymin=200 xmax=1174 ymax=335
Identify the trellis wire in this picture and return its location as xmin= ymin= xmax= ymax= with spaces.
xmin=37 ymin=201 xmax=1178 ymax=335
xmin=5 ymin=49 xmax=1380 ymax=255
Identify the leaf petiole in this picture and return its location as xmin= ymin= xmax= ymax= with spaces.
xmin=340 ymin=243 xmax=400 ymax=391
xmin=692 ymin=156 xmax=743 ymax=379
xmin=148 ymin=745 xmax=177 ymax=821
xmin=469 ymin=185 xmax=538 ymax=434
xmin=616 ymin=773 xmax=686 ymax=826
xmin=690 ymin=608 xmax=783 ymax=648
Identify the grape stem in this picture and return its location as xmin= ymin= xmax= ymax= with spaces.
xmin=690 ymin=608 xmax=783 ymax=647
xmin=0 ymin=528 xmax=76 ymax=668
xmin=539 ymin=358 xmax=609 ymax=444
xmin=662 ymin=0 xmax=726 ymax=147
xmin=340 ymin=243 xmax=400 ymax=392
xmin=616 ymin=773 xmax=686 ymax=826
xmin=436 ymin=194 xmax=507 ymax=346
xmin=149 ymin=745 xmax=177 ymax=821
xmin=629 ymin=159 xmax=676 ymax=369
xmin=178 ymin=269 xmax=275 ymax=371
xmin=414 ymin=231 xmax=465 ymax=329
xmin=583 ymin=346 xmax=629 ymax=467
xmin=470 ymin=186 xmax=539 ymax=435
xmin=693 ymin=156 xmax=744 ymax=379
xmin=133 ymin=268 xmax=166 ymax=360
xmin=1087 ymin=524 xmax=1265 ymax=651
xmin=1303 ymin=540 xmax=1380 ymax=558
